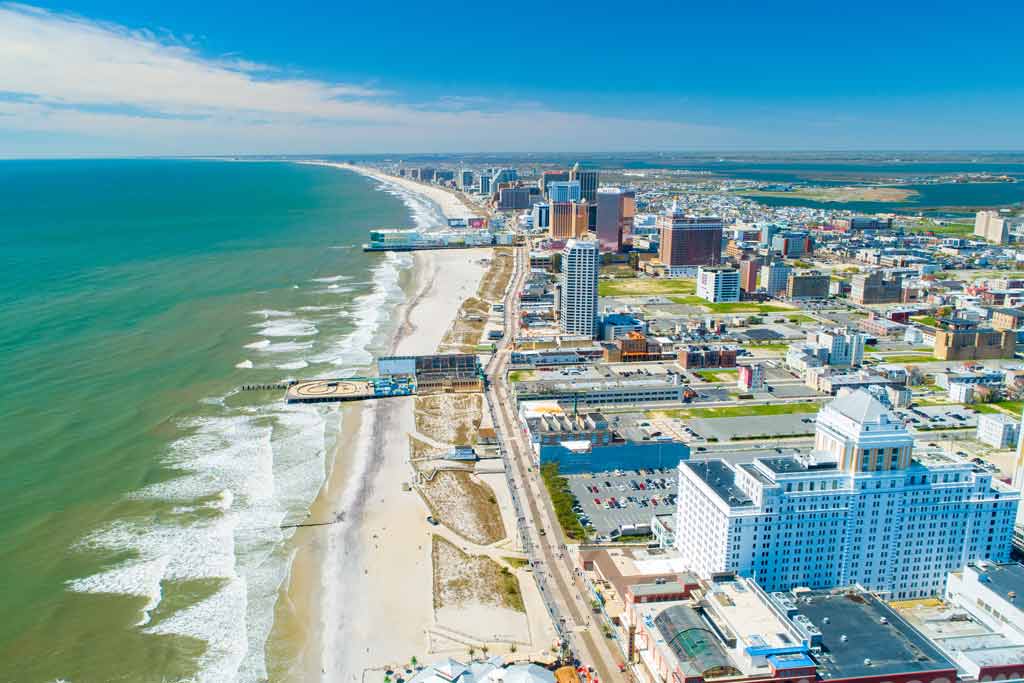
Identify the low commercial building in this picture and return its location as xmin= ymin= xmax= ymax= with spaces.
xmin=977 ymin=412 xmax=1021 ymax=449
xmin=523 ymin=408 xmax=689 ymax=472
xmin=509 ymin=347 xmax=604 ymax=366
xmin=631 ymin=576 xmax=958 ymax=683
xmin=786 ymin=271 xmax=830 ymax=300
xmin=851 ymin=270 xmax=903 ymax=304
xmin=934 ymin=318 xmax=1017 ymax=361
xmin=678 ymin=345 xmax=737 ymax=369
xmin=737 ymin=363 xmax=765 ymax=391
xmin=935 ymin=562 xmax=1024 ymax=681
xmin=991 ymin=307 xmax=1024 ymax=331
xmin=601 ymin=332 xmax=675 ymax=363
xmin=786 ymin=328 xmax=865 ymax=373
xmin=600 ymin=312 xmax=648 ymax=340
xmin=513 ymin=375 xmax=685 ymax=406
xmin=835 ymin=216 xmax=894 ymax=231
xmin=408 ymin=658 xmax=554 ymax=683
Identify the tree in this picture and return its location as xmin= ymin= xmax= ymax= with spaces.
xmin=467 ymin=646 xmax=476 ymax=661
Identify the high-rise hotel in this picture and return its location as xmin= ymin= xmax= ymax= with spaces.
xmin=657 ymin=201 xmax=723 ymax=275
xmin=675 ymin=390 xmax=1018 ymax=598
xmin=559 ymin=239 xmax=600 ymax=338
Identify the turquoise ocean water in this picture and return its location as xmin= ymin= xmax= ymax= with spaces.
xmin=0 ymin=159 xmax=440 ymax=682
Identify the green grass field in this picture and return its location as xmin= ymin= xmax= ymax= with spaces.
xmin=991 ymin=401 xmax=1024 ymax=416
xmin=875 ymin=354 xmax=938 ymax=363
xmin=598 ymin=278 xmax=695 ymax=297
xmin=907 ymin=221 xmax=975 ymax=236
xmin=652 ymin=402 xmax=821 ymax=420
xmin=666 ymin=296 xmax=795 ymax=314
xmin=695 ymin=369 xmax=739 ymax=382
xmin=911 ymin=315 xmax=939 ymax=328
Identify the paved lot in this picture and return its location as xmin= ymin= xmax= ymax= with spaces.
xmin=689 ymin=413 xmax=817 ymax=442
xmin=566 ymin=470 xmax=677 ymax=538
xmin=897 ymin=404 xmax=979 ymax=432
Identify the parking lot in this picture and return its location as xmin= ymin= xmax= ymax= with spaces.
xmin=689 ymin=412 xmax=817 ymax=441
xmin=896 ymin=404 xmax=979 ymax=432
xmin=566 ymin=469 xmax=677 ymax=539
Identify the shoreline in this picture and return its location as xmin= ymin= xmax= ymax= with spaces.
xmin=301 ymin=160 xmax=482 ymax=221
xmin=268 ymin=165 xmax=492 ymax=682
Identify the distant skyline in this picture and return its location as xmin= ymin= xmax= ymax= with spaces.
xmin=3 ymin=1 xmax=1024 ymax=157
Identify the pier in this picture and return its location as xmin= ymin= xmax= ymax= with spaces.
xmin=283 ymin=353 xmax=485 ymax=404
xmin=362 ymin=227 xmax=513 ymax=252
xmin=241 ymin=382 xmax=295 ymax=392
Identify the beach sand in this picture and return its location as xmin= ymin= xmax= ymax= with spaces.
xmin=321 ymin=248 xmax=490 ymax=682
xmin=268 ymin=162 xmax=512 ymax=682
xmin=302 ymin=161 xmax=482 ymax=221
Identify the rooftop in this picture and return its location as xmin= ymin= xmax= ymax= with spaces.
xmin=684 ymin=460 xmax=754 ymax=508
xmin=828 ymin=389 xmax=890 ymax=425
xmin=791 ymin=589 xmax=956 ymax=680
xmin=970 ymin=562 xmax=1024 ymax=600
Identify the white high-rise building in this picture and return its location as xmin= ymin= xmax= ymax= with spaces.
xmin=696 ymin=266 xmax=740 ymax=303
xmin=674 ymin=389 xmax=1019 ymax=599
xmin=559 ymin=239 xmax=599 ymax=338
xmin=814 ymin=328 xmax=865 ymax=368
xmin=764 ymin=262 xmax=792 ymax=297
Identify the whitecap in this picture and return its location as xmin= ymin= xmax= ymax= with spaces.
xmin=235 ymin=360 xmax=254 ymax=369
xmin=253 ymin=319 xmax=317 ymax=338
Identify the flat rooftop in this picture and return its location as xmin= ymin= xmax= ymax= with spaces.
xmin=895 ymin=600 xmax=1024 ymax=671
xmin=684 ymin=460 xmax=754 ymax=508
xmin=972 ymin=562 xmax=1024 ymax=598
xmin=793 ymin=589 xmax=956 ymax=679
xmin=706 ymin=579 xmax=801 ymax=667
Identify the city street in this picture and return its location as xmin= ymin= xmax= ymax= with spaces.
xmin=485 ymin=243 xmax=628 ymax=682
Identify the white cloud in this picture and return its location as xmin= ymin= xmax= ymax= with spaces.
xmin=0 ymin=3 xmax=725 ymax=155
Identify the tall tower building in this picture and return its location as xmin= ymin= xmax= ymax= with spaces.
xmin=548 ymin=180 xmax=582 ymax=203
xmin=560 ymin=239 xmax=599 ymax=338
xmin=657 ymin=201 xmax=723 ymax=273
xmin=568 ymin=162 xmax=598 ymax=202
xmin=739 ymin=258 xmax=761 ymax=292
xmin=764 ymin=261 xmax=792 ymax=297
xmin=540 ymin=170 xmax=571 ymax=198
xmin=595 ymin=187 xmax=635 ymax=252
xmin=570 ymin=162 xmax=600 ymax=231
xmin=549 ymin=200 xmax=589 ymax=240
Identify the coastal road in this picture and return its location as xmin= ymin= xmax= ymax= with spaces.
xmin=485 ymin=245 xmax=626 ymax=682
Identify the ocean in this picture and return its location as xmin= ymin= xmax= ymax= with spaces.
xmin=0 ymin=159 xmax=444 ymax=682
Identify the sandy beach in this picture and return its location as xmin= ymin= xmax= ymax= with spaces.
xmin=269 ymin=165 xmax=550 ymax=683
xmin=302 ymin=161 xmax=482 ymax=221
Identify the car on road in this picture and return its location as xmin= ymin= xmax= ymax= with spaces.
xmin=426 ymin=516 xmax=439 ymax=526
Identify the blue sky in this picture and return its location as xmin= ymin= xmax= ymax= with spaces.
xmin=2 ymin=1 xmax=1023 ymax=155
